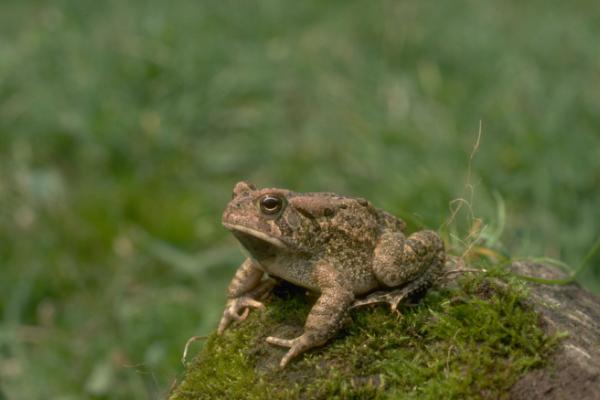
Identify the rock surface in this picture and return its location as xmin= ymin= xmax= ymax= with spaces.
xmin=170 ymin=264 xmax=600 ymax=399
xmin=508 ymin=263 xmax=600 ymax=400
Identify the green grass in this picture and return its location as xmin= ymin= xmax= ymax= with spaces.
xmin=0 ymin=0 xmax=599 ymax=398
xmin=170 ymin=271 xmax=560 ymax=400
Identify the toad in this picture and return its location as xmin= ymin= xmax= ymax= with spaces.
xmin=218 ymin=182 xmax=445 ymax=367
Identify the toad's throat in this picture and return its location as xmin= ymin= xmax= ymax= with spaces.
xmin=223 ymin=223 xmax=288 ymax=260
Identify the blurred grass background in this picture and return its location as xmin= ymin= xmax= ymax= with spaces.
xmin=0 ymin=0 xmax=599 ymax=398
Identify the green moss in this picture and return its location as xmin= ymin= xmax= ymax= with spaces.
xmin=170 ymin=270 xmax=560 ymax=400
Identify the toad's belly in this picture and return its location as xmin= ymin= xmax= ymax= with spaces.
xmin=257 ymin=255 xmax=319 ymax=291
xmin=256 ymin=254 xmax=379 ymax=295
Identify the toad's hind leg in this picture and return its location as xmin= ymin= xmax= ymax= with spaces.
xmin=363 ymin=230 xmax=444 ymax=310
xmin=373 ymin=230 xmax=445 ymax=286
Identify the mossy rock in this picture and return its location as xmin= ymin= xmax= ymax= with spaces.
xmin=169 ymin=268 xmax=564 ymax=399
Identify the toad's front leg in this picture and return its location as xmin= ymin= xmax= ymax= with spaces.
xmin=218 ymin=258 xmax=274 ymax=334
xmin=266 ymin=262 xmax=354 ymax=368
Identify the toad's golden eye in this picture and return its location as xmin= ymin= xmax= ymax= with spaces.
xmin=259 ymin=195 xmax=283 ymax=215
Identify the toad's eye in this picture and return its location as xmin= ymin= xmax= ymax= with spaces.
xmin=259 ymin=195 xmax=283 ymax=215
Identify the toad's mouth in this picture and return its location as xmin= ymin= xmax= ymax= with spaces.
xmin=223 ymin=223 xmax=288 ymax=259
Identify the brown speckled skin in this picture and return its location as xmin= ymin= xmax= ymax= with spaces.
xmin=218 ymin=181 xmax=445 ymax=367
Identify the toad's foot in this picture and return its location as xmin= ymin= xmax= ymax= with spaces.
xmin=218 ymin=296 xmax=264 ymax=334
xmin=350 ymin=287 xmax=412 ymax=312
xmin=217 ymin=279 xmax=276 ymax=334
xmin=351 ymin=271 xmax=434 ymax=312
xmin=266 ymin=334 xmax=315 ymax=368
